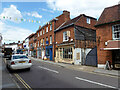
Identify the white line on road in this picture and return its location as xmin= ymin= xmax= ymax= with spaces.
xmin=75 ymin=77 xmax=117 ymax=89
xmin=38 ymin=66 xmax=59 ymax=74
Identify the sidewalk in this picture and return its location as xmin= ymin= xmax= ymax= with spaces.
xmin=0 ymin=55 xmax=20 ymax=89
xmin=29 ymin=57 xmax=120 ymax=77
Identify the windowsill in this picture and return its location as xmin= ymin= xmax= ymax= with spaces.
xmin=63 ymin=40 xmax=69 ymax=42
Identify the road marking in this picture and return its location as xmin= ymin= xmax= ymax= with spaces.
xmin=75 ymin=77 xmax=117 ymax=89
xmin=38 ymin=66 xmax=59 ymax=74
xmin=14 ymin=73 xmax=32 ymax=90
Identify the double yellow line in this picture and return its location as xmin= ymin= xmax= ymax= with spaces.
xmin=14 ymin=73 xmax=32 ymax=90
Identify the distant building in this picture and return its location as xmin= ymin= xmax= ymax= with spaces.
xmin=4 ymin=42 xmax=18 ymax=54
xmin=0 ymin=33 xmax=2 ymax=47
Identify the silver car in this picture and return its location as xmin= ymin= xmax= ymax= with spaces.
xmin=6 ymin=54 xmax=32 ymax=71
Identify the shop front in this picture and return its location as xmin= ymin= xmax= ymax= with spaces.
xmin=45 ymin=46 xmax=53 ymax=61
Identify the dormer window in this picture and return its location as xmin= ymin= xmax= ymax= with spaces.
xmin=87 ymin=18 xmax=90 ymax=24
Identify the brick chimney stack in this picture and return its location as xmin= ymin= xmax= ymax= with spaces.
xmin=63 ymin=10 xmax=70 ymax=22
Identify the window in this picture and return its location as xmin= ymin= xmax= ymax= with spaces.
xmin=46 ymin=27 xmax=48 ymax=33
xmin=43 ymin=38 xmax=44 ymax=45
xmin=40 ymin=30 xmax=42 ymax=35
xmin=38 ymin=33 xmax=39 ymax=37
xmin=63 ymin=47 xmax=72 ymax=59
xmin=46 ymin=37 xmax=49 ymax=45
xmin=63 ymin=31 xmax=69 ymax=42
xmin=50 ymin=35 xmax=52 ymax=44
xmin=50 ymin=23 xmax=52 ymax=31
xmin=113 ymin=24 xmax=120 ymax=40
xmin=87 ymin=18 xmax=90 ymax=24
xmin=38 ymin=41 xmax=39 ymax=47
xmin=43 ymin=29 xmax=45 ymax=34
xmin=35 ymin=43 xmax=36 ymax=47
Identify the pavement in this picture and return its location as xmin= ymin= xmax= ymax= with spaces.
xmin=29 ymin=57 xmax=120 ymax=77
xmin=0 ymin=55 xmax=20 ymax=89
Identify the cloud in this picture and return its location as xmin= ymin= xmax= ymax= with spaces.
xmin=0 ymin=21 xmax=33 ymax=44
xmin=25 ymin=12 xmax=42 ymax=18
xmin=40 ymin=8 xmax=54 ymax=13
xmin=46 ymin=0 xmax=120 ymax=18
xmin=0 ymin=5 xmax=22 ymax=22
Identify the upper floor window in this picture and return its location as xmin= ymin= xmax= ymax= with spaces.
xmin=113 ymin=24 xmax=120 ymax=40
xmin=43 ymin=29 xmax=45 ymax=34
xmin=38 ymin=41 xmax=39 ymax=47
xmin=46 ymin=37 xmax=49 ymax=45
xmin=63 ymin=31 xmax=70 ymax=42
xmin=50 ymin=23 xmax=52 ymax=31
xmin=43 ymin=38 xmax=44 ymax=45
xmin=38 ymin=33 xmax=39 ymax=37
xmin=50 ymin=35 xmax=52 ymax=44
xmin=40 ymin=30 xmax=42 ymax=35
xmin=87 ymin=18 xmax=90 ymax=24
xmin=46 ymin=27 xmax=48 ymax=33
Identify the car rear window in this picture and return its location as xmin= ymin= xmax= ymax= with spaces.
xmin=13 ymin=56 xmax=28 ymax=59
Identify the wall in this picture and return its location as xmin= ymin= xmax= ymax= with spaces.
xmin=96 ymin=22 xmax=120 ymax=68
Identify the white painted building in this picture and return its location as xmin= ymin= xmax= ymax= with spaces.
xmin=23 ymin=37 xmax=29 ymax=56
xmin=4 ymin=43 xmax=18 ymax=54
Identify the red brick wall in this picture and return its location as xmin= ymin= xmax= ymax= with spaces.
xmin=55 ymin=26 xmax=75 ymax=44
xmin=75 ymin=15 xmax=97 ymax=30
xmin=96 ymin=22 xmax=120 ymax=64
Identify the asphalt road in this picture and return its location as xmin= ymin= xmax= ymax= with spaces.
xmin=8 ymin=59 xmax=119 ymax=89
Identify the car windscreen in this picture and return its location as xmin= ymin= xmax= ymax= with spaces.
xmin=13 ymin=55 xmax=28 ymax=59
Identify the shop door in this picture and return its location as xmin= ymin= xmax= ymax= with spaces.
xmin=49 ymin=48 xmax=53 ymax=61
xmin=113 ymin=50 xmax=120 ymax=64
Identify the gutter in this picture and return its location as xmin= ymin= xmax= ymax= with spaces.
xmin=95 ymin=20 xmax=120 ymax=27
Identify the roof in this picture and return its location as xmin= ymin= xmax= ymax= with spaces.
xmin=55 ymin=14 xmax=96 ymax=32
xmin=95 ymin=4 xmax=120 ymax=27
xmin=28 ymin=33 xmax=35 ymax=39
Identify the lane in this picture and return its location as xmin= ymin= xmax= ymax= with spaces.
xmin=12 ymin=59 xmax=119 ymax=88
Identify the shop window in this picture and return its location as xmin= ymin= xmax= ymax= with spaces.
xmin=46 ymin=48 xmax=49 ymax=57
xmin=112 ymin=24 xmax=120 ymax=40
xmin=63 ymin=47 xmax=72 ymax=59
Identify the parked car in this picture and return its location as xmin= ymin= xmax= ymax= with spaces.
xmin=6 ymin=54 xmax=32 ymax=71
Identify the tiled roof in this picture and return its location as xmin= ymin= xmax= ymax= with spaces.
xmin=55 ymin=14 xmax=96 ymax=32
xmin=95 ymin=4 xmax=120 ymax=26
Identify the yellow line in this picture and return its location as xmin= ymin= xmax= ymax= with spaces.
xmin=14 ymin=73 xmax=32 ymax=90
xmin=14 ymin=74 xmax=29 ymax=90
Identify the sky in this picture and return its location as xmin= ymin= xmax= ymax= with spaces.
xmin=0 ymin=0 xmax=119 ymax=44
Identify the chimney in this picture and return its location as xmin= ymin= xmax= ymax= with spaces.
xmin=39 ymin=26 xmax=41 ymax=29
xmin=63 ymin=10 xmax=70 ymax=22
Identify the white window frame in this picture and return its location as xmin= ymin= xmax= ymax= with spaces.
xmin=43 ymin=29 xmax=45 ymax=34
xmin=43 ymin=38 xmax=44 ymax=45
xmin=112 ymin=24 xmax=120 ymax=40
xmin=38 ymin=33 xmax=39 ymax=37
xmin=50 ymin=24 xmax=52 ymax=31
xmin=46 ymin=26 xmax=48 ymax=33
xmin=63 ymin=31 xmax=69 ymax=42
xmin=87 ymin=18 xmax=90 ymax=24
xmin=50 ymin=35 xmax=52 ymax=44
xmin=40 ymin=30 xmax=42 ymax=35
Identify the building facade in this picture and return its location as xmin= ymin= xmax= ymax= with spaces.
xmin=36 ymin=10 xmax=70 ymax=61
xmin=55 ymin=14 xmax=97 ymax=66
xmin=95 ymin=4 xmax=120 ymax=69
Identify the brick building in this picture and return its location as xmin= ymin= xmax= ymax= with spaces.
xmin=28 ymin=33 xmax=37 ymax=57
xmin=36 ymin=10 xmax=70 ymax=61
xmin=95 ymin=4 xmax=120 ymax=69
xmin=55 ymin=14 xmax=97 ymax=66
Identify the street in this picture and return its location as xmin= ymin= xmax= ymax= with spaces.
xmin=2 ymin=57 xmax=119 ymax=89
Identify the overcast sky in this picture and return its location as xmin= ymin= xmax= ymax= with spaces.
xmin=0 ymin=0 xmax=119 ymax=44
